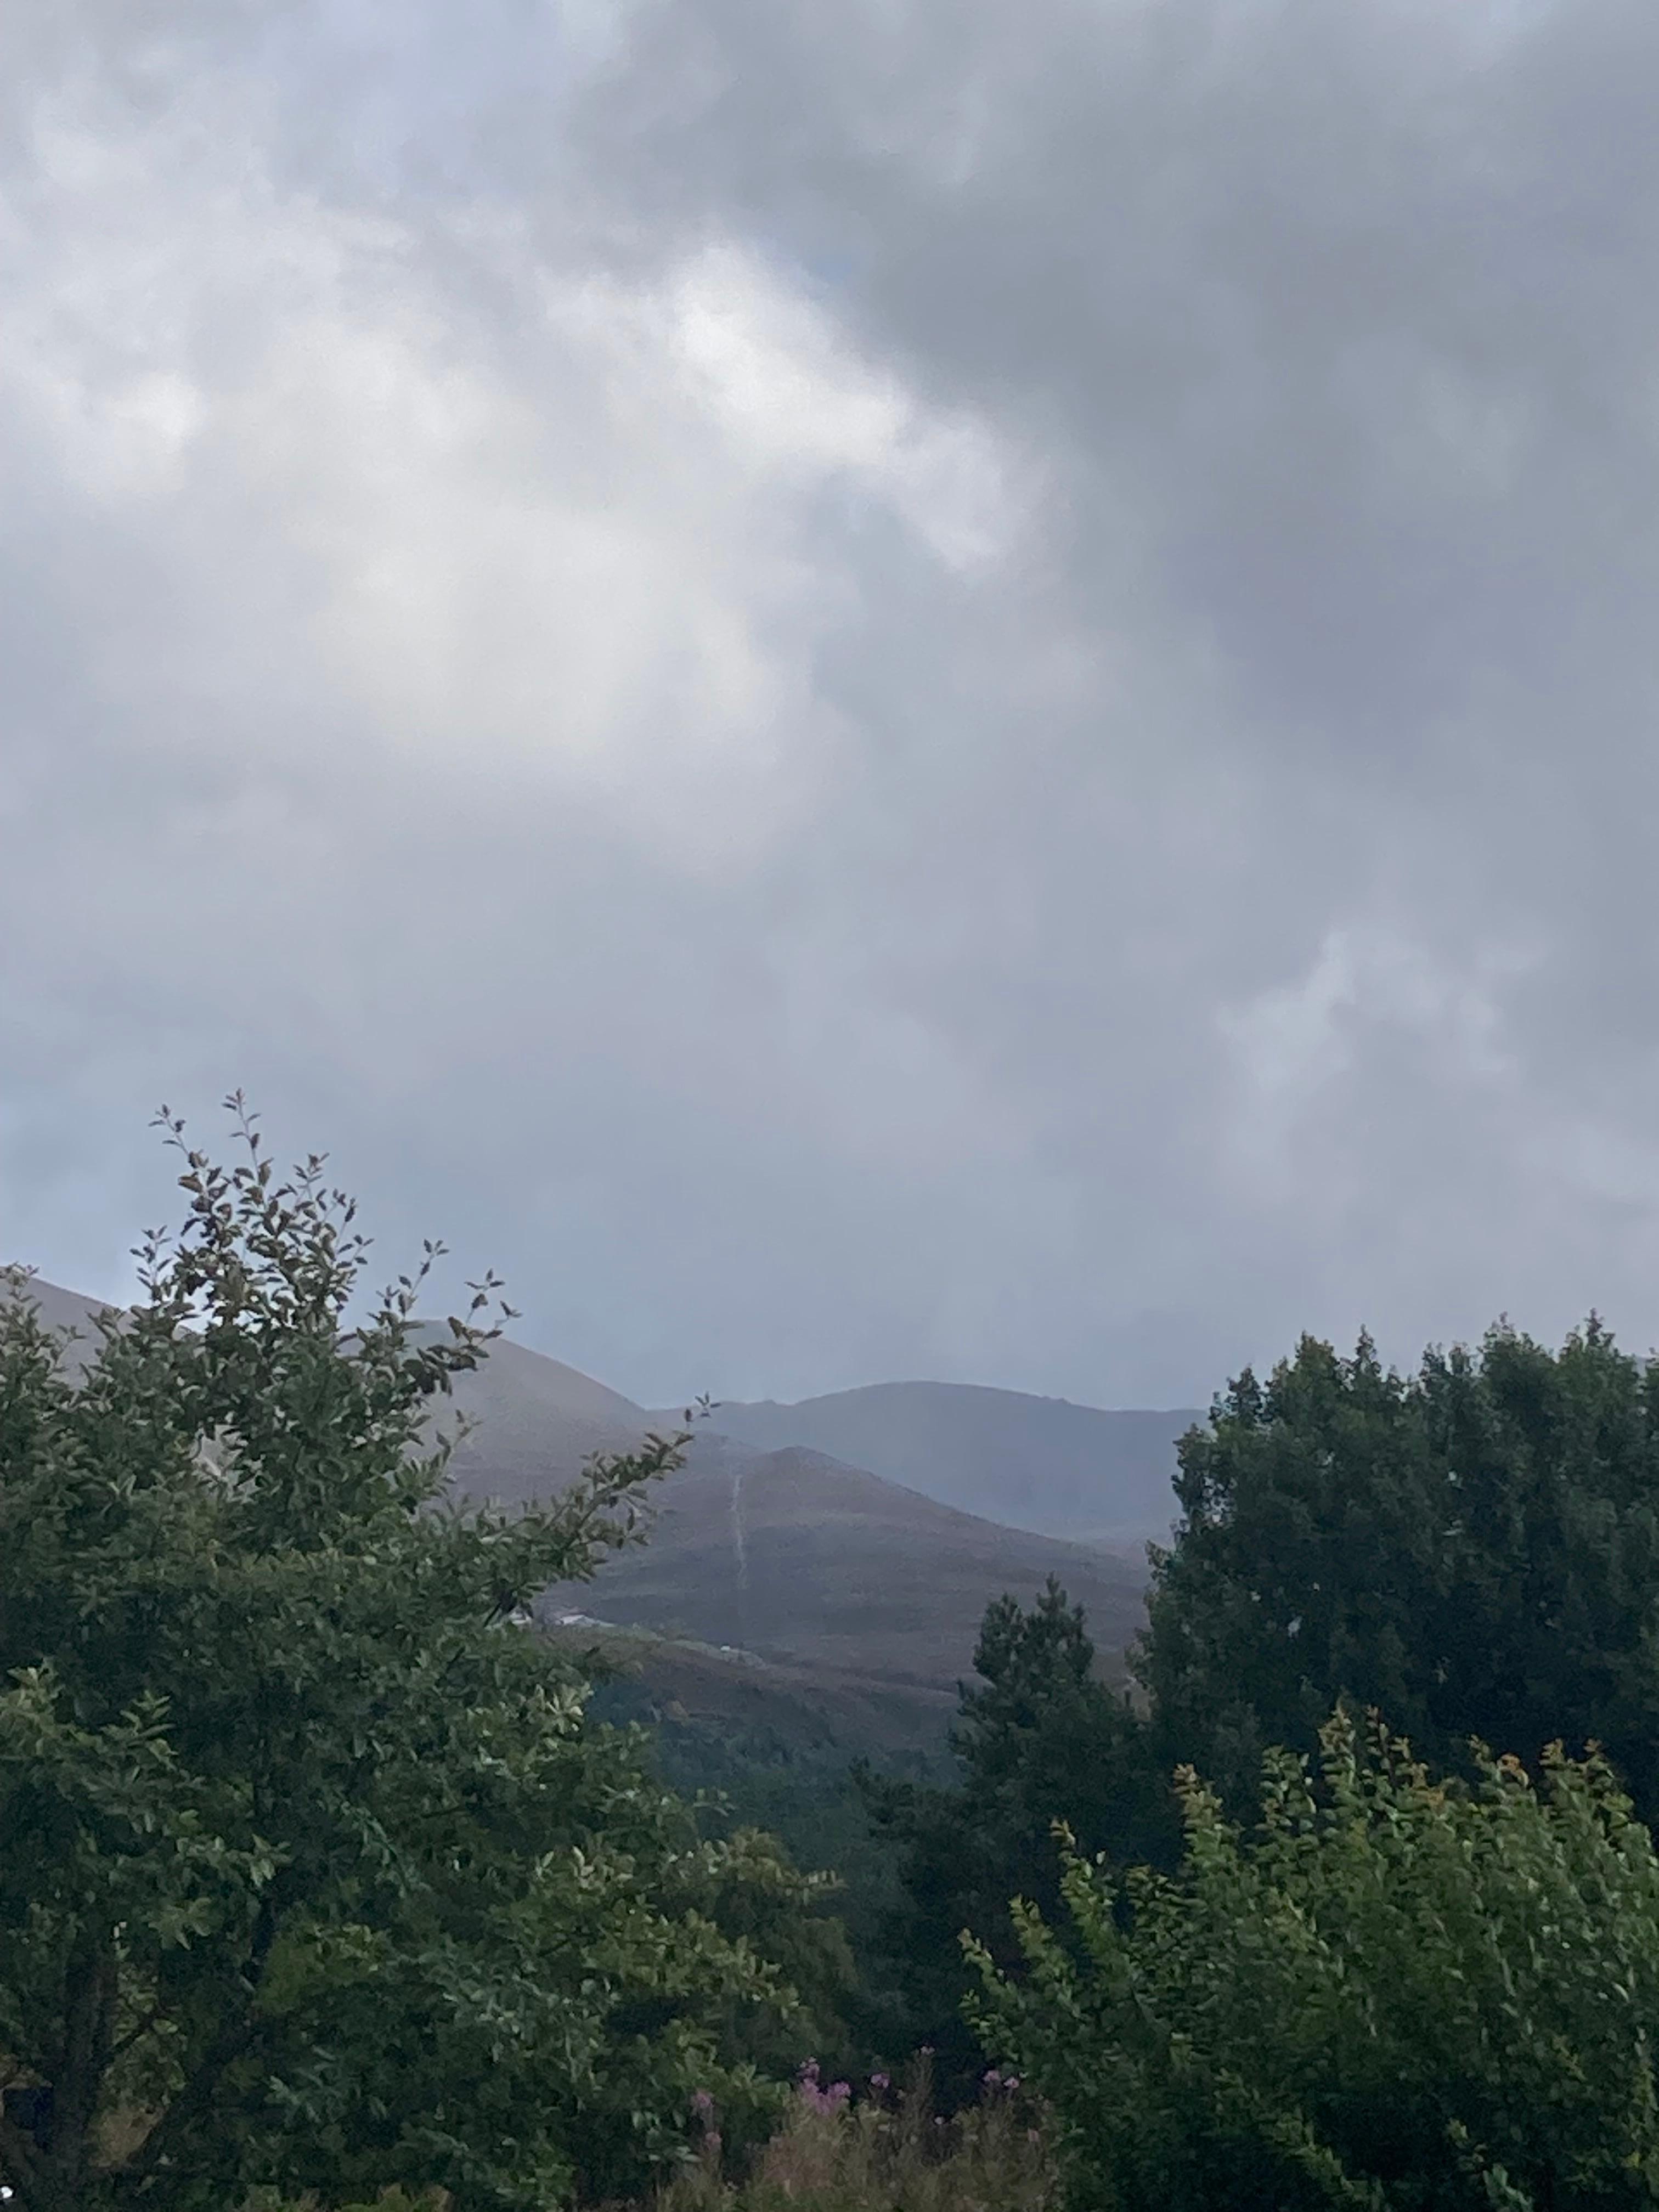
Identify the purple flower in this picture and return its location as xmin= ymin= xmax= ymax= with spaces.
xmin=797 ymin=2072 xmax=854 ymax=2115
xmin=690 ymin=2089 xmax=715 ymax=2119
xmin=870 ymin=2072 xmax=890 ymax=2092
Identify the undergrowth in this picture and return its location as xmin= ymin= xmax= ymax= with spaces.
xmin=655 ymin=2057 xmax=1056 ymax=2212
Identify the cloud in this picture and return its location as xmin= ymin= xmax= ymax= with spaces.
xmin=5 ymin=0 xmax=1659 ymax=1411
xmin=1 ymin=70 xmax=1026 ymax=860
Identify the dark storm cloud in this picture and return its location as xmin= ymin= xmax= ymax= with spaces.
xmin=4 ymin=0 xmax=1659 ymax=1407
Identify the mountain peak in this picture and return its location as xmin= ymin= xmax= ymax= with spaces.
xmin=672 ymin=1380 xmax=1198 ymax=1545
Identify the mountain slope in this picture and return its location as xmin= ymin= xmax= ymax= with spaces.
xmin=4 ymin=1275 xmax=115 ymax=1336
xmin=684 ymin=1381 xmax=1200 ymax=1545
xmin=440 ymin=1336 xmax=659 ymax=1502
xmin=441 ymin=1352 xmax=1154 ymax=1693
xmin=548 ymin=1432 xmax=1149 ymax=1694
xmin=5 ymin=1277 xmax=1155 ymax=1699
xmin=0 ymin=1273 xmax=122 ymax=1373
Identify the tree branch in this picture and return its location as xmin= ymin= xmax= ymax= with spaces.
xmin=114 ymin=1887 xmax=286 ymax=2203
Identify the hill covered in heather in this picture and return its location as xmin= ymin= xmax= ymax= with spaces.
xmin=7 ymin=1276 xmax=1158 ymax=1735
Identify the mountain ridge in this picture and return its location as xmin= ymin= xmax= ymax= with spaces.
xmin=677 ymin=1379 xmax=1198 ymax=1546
xmin=3 ymin=1274 xmax=1169 ymax=1704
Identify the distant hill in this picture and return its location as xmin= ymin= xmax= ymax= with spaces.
xmin=0 ymin=1273 xmax=662 ymax=1490
xmin=4 ymin=1277 xmax=1158 ymax=1712
xmin=4 ymin=1274 xmax=115 ymax=1337
xmin=680 ymin=1381 xmax=1201 ymax=1548
xmin=544 ymin=1431 xmax=1149 ymax=1696
xmin=0 ymin=1272 xmax=122 ymax=1373
xmin=432 ymin=1340 xmax=1158 ymax=1688
xmin=440 ymin=1335 xmax=660 ymax=1501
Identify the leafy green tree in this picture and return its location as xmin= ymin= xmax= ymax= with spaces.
xmin=861 ymin=1580 xmax=1176 ymax=2086
xmin=1139 ymin=1321 xmax=1659 ymax=1818
xmin=0 ymin=1104 xmax=812 ymax=2212
xmin=970 ymin=1711 xmax=1659 ymax=2212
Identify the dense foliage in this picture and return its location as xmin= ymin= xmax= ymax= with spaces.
xmin=1141 ymin=1322 xmax=1659 ymax=1818
xmin=859 ymin=1581 xmax=1175 ymax=2081
xmin=0 ymin=1107 xmax=820 ymax=2212
xmin=867 ymin=1318 xmax=1659 ymax=2084
xmin=590 ymin=1678 xmax=926 ymax=2078
xmin=970 ymin=1711 xmax=1659 ymax=2212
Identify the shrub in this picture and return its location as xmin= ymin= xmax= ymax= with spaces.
xmin=969 ymin=1710 xmax=1659 ymax=2212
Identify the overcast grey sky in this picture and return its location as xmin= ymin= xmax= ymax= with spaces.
xmin=5 ymin=0 xmax=1659 ymax=1408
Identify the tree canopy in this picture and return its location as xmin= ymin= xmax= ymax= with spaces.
xmin=859 ymin=1578 xmax=1175 ymax=2084
xmin=0 ymin=1104 xmax=815 ymax=2212
xmin=863 ymin=1314 xmax=1659 ymax=2091
xmin=1138 ymin=1320 xmax=1659 ymax=1818
xmin=970 ymin=1712 xmax=1659 ymax=2212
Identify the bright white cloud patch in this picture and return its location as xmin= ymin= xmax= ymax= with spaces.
xmin=1218 ymin=924 xmax=1525 ymax=1207
xmin=2 ymin=81 xmax=1026 ymax=865
xmin=661 ymin=244 xmax=1019 ymax=569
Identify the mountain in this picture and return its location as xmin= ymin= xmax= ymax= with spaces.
xmin=0 ymin=1272 xmax=122 ymax=1372
xmin=678 ymin=1381 xmax=1201 ymax=1548
xmin=440 ymin=1335 xmax=659 ymax=1502
xmin=440 ymin=1344 xmax=1152 ymax=1709
xmin=0 ymin=1273 xmax=660 ymax=1489
xmin=436 ymin=1343 xmax=1152 ymax=1696
xmin=434 ymin=1344 xmax=1157 ymax=1686
xmin=543 ymin=1430 xmax=1149 ymax=1697
xmin=3 ymin=1277 xmax=1156 ymax=1724
xmin=4 ymin=1275 xmax=114 ymax=1337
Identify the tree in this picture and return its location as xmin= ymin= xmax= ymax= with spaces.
xmin=0 ymin=1103 xmax=814 ymax=2212
xmin=860 ymin=1579 xmax=1176 ymax=2087
xmin=970 ymin=1711 xmax=1659 ymax=2212
xmin=1138 ymin=1321 xmax=1659 ymax=1819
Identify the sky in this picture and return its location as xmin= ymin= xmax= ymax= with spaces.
xmin=5 ymin=0 xmax=1659 ymax=1410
